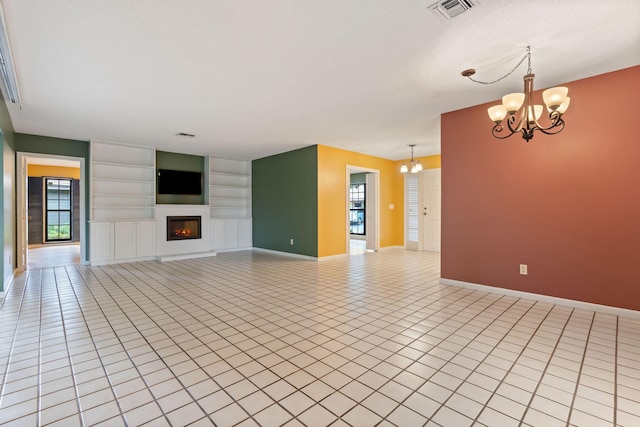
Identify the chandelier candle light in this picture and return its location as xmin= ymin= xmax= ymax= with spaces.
xmin=462 ymin=46 xmax=570 ymax=141
xmin=400 ymin=144 xmax=422 ymax=173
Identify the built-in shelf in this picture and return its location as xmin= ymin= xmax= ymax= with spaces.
xmin=208 ymin=156 xmax=251 ymax=220
xmin=91 ymin=140 xmax=156 ymax=221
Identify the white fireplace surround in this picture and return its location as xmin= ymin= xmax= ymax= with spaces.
xmin=155 ymin=205 xmax=215 ymax=261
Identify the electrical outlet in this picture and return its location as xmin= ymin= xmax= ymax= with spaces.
xmin=290 ymin=238 xmax=294 ymax=245
xmin=519 ymin=264 xmax=528 ymax=275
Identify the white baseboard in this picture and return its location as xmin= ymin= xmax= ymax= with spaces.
xmin=252 ymin=247 xmax=318 ymax=261
xmin=320 ymin=245 xmax=405 ymax=260
xmin=440 ymin=278 xmax=640 ymax=319
xmin=319 ymin=253 xmax=347 ymax=261
xmin=1 ymin=269 xmax=17 ymax=301
xmin=380 ymin=245 xmax=405 ymax=251
xmin=157 ymin=251 xmax=217 ymax=263
xmin=212 ymin=246 xmax=253 ymax=254
xmin=90 ymin=256 xmax=157 ymax=266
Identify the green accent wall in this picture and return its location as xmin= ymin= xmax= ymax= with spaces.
xmin=252 ymin=146 xmax=318 ymax=257
xmin=14 ymin=133 xmax=90 ymax=264
xmin=15 ymin=133 xmax=89 ymax=158
xmin=156 ymin=150 xmax=205 ymax=205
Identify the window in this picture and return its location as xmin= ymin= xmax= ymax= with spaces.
xmin=349 ymin=183 xmax=365 ymax=235
xmin=45 ymin=178 xmax=72 ymax=242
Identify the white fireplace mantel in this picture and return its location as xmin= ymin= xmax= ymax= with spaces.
xmin=155 ymin=205 xmax=215 ymax=261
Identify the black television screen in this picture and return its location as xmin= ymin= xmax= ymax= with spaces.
xmin=158 ymin=169 xmax=202 ymax=195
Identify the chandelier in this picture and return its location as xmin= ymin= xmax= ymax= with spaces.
xmin=462 ymin=46 xmax=570 ymax=141
xmin=400 ymin=144 xmax=422 ymax=173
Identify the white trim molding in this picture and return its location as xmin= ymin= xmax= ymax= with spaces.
xmin=253 ymin=247 xmax=318 ymax=261
xmin=1 ymin=269 xmax=15 ymax=300
xmin=440 ymin=278 xmax=640 ymax=319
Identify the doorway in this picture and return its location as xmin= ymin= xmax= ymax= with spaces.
xmin=346 ymin=166 xmax=380 ymax=255
xmin=405 ymin=168 xmax=441 ymax=252
xmin=17 ymin=153 xmax=85 ymax=270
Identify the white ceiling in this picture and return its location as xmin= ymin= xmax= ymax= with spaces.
xmin=2 ymin=0 xmax=639 ymax=161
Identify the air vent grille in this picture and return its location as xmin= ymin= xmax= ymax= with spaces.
xmin=429 ymin=0 xmax=478 ymax=20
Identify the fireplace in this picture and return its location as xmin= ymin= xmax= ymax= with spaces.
xmin=167 ymin=216 xmax=201 ymax=241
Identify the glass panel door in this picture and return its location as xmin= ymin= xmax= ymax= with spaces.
xmin=45 ymin=178 xmax=72 ymax=242
xmin=349 ymin=183 xmax=365 ymax=235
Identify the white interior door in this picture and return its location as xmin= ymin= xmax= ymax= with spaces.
xmin=365 ymin=173 xmax=379 ymax=251
xmin=421 ymin=168 xmax=441 ymax=252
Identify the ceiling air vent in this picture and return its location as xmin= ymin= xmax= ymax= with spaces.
xmin=429 ymin=0 xmax=478 ymax=21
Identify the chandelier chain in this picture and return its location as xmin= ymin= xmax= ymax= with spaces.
xmin=466 ymin=46 xmax=532 ymax=85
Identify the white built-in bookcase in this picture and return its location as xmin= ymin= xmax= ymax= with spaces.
xmin=89 ymin=143 xmax=253 ymax=262
xmin=208 ymin=156 xmax=252 ymax=250
xmin=208 ymin=156 xmax=251 ymax=219
xmin=90 ymin=140 xmax=156 ymax=221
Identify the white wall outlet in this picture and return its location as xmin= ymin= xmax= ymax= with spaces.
xmin=389 ymin=204 xmax=394 ymax=209
xmin=290 ymin=238 xmax=294 ymax=245
xmin=519 ymin=264 xmax=528 ymax=275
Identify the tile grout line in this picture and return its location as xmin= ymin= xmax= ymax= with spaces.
xmin=71 ymin=264 xmax=177 ymax=425
xmin=294 ymin=283 xmax=496 ymax=421
xmin=376 ymin=292 xmax=525 ymax=425
xmin=614 ymin=315 xmax=618 ymax=427
xmin=106 ymin=262 xmax=255 ymax=425
xmin=564 ymin=311 xmax=596 ymax=427
xmin=0 ymin=271 xmax=31 ymax=412
xmin=51 ymin=267 xmax=89 ymax=426
xmin=2 ymin=250 xmax=638 ymax=426
xmin=36 ymin=269 xmax=43 ymax=426
xmin=80 ymin=264 xmax=225 ymax=425
xmin=57 ymin=265 xmax=133 ymax=426
xmin=431 ymin=298 xmax=554 ymax=425
xmin=126 ymin=254 xmax=458 ymax=424
xmin=318 ymin=288 xmax=506 ymax=423
xmin=517 ymin=305 xmax=575 ymax=426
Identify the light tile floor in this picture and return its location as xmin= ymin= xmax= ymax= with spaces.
xmin=28 ymin=243 xmax=80 ymax=269
xmin=349 ymin=240 xmax=366 ymax=255
xmin=1 ymin=249 xmax=639 ymax=426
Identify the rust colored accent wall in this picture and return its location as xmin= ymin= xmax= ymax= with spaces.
xmin=441 ymin=65 xmax=640 ymax=311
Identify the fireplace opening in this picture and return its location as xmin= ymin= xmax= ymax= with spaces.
xmin=167 ymin=216 xmax=201 ymax=241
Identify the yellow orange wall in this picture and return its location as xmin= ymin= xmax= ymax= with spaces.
xmin=317 ymin=147 xmax=440 ymax=258
xmin=28 ymin=165 xmax=80 ymax=179
xmin=318 ymin=145 xmax=403 ymax=257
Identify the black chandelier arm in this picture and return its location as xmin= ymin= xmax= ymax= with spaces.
xmin=490 ymin=112 xmax=565 ymax=141
xmin=537 ymin=118 xmax=565 ymax=135
xmin=505 ymin=113 xmax=524 ymax=134
xmin=491 ymin=123 xmax=516 ymax=139
xmin=521 ymin=128 xmax=536 ymax=142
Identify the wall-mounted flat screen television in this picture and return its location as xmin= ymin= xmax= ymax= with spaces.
xmin=157 ymin=169 xmax=203 ymax=195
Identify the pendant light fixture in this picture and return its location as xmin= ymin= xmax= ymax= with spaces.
xmin=462 ymin=46 xmax=570 ymax=141
xmin=400 ymin=144 xmax=422 ymax=173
